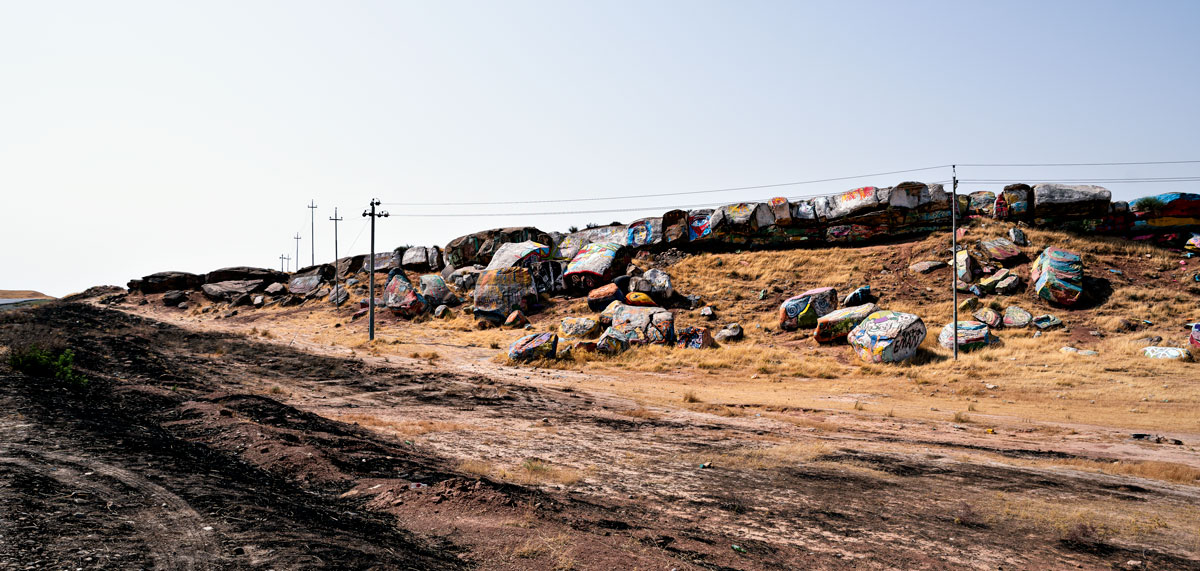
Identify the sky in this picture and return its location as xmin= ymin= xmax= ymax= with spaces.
xmin=2 ymin=1 xmax=1199 ymax=296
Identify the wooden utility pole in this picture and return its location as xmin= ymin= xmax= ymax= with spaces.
xmin=951 ymin=165 xmax=959 ymax=361
xmin=329 ymin=207 xmax=343 ymax=305
xmin=293 ymin=233 xmax=301 ymax=273
xmin=279 ymin=254 xmax=291 ymax=272
xmin=362 ymin=199 xmax=389 ymax=340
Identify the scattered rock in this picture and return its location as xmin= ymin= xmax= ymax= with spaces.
xmin=938 ymin=321 xmax=1000 ymax=352
xmin=842 ymin=285 xmax=873 ymax=306
xmin=504 ymin=310 xmax=529 ymax=328
xmin=972 ymin=307 xmax=1002 ymax=328
xmin=507 ymin=332 xmax=557 ymax=361
xmin=1142 ymin=346 xmax=1192 ymax=361
xmin=909 ymin=261 xmax=947 ymax=274
xmin=559 ymin=317 xmax=600 ymax=339
xmin=162 ymin=290 xmax=188 ymax=307
xmin=847 ymin=310 xmax=927 ymax=363
xmin=1002 ymin=306 xmax=1032 ymax=328
xmin=1008 ymin=227 xmax=1028 ymax=246
xmin=779 ymin=287 xmax=838 ymax=331
xmin=714 ymin=323 xmax=744 ymax=343
xmin=676 ymin=326 xmax=715 ymax=349
xmin=815 ymin=303 xmax=878 ymax=343
xmin=699 ymin=306 xmax=716 ymax=320
xmin=1032 ymin=314 xmax=1062 ymax=330
xmin=596 ymin=327 xmax=631 ymax=354
xmin=433 ymin=304 xmax=450 ymax=319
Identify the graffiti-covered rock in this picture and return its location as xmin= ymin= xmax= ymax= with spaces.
xmin=508 ymin=332 xmax=557 ymax=362
xmin=1031 ymin=247 xmax=1084 ymax=306
xmin=938 ymin=321 xmax=1000 ymax=352
xmin=847 ymin=311 xmax=927 ymax=363
xmin=815 ymin=303 xmax=878 ymax=344
xmin=779 ymin=287 xmax=838 ymax=331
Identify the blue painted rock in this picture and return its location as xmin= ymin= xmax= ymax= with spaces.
xmin=779 ymin=287 xmax=838 ymax=331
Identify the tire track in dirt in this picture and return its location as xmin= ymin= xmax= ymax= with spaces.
xmin=0 ymin=443 xmax=218 ymax=570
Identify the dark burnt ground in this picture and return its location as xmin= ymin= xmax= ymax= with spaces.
xmin=2 ymin=302 xmax=1199 ymax=570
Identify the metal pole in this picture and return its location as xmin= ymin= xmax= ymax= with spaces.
xmin=362 ymin=199 xmax=389 ymax=340
xmin=307 ymin=200 xmax=318 ymax=267
xmin=280 ymin=254 xmax=287 ymax=272
xmin=293 ymin=233 xmax=301 ymax=273
xmin=330 ymin=207 xmax=343 ymax=305
xmin=951 ymin=165 xmax=959 ymax=361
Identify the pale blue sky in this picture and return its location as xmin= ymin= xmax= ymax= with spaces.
xmin=2 ymin=1 xmax=1198 ymax=296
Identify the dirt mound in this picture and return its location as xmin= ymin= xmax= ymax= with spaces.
xmin=0 ymin=290 xmax=54 ymax=299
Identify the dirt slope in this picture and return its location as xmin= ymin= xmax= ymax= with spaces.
xmin=2 ymin=302 xmax=1199 ymax=569
xmin=0 ymin=290 xmax=54 ymax=299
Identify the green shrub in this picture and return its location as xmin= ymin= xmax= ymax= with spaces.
xmin=7 ymin=346 xmax=88 ymax=388
xmin=1133 ymin=196 xmax=1166 ymax=215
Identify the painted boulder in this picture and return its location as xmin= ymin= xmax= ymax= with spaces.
xmin=972 ymin=307 xmax=1002 ymax=328
xmin=1142 ymin=346 xmax=1192 ymax=361
xmin=938 ymin=321 xmax=1000 ymax=352
xmin=596 ymin=327 xmax=631 ymax=354
xmin=950 ymin=250 xmax=980 ymax=283
xmin=1030 ymin=247 xmax=1084 ymax=306
xmin=472 ymin=267 xmax=537 ymax=323
xmin=565 ymin=242 xmax=628 ymax=292
xmin=815 ymin=303 xmax=878 ymax=344
xmin=847 ymin=311 xmax=927 ymax=364
xmin=676 ymin=326 xmax=715 ymax=349
xmin=587 ymin=283 xmax=622 ymax=312
xmin=1002 ymin=306 xmax=1033 ymax=328
xmin=778 ymin=287 xmax=838 ymax=331
xmin=624 ymin=292 xmax=657 ymax=307
xmin=508 ymin=332 xmax=557 ymax=362
xmin=980 ymin=238 xmax=1021 ymax=263
xmin=1032 ymin=314 xmax=1063 ymax=330
xmin=609 ymin=304 xmax=675 ymax=345
xmin=559 ymin=317 xmax=600 ymax=339
xmin=842 ymin=286 xmax=873 ymax=307
xmin=1191 ymin=323 xmax=1200 ymax=349
xmin=909 ymin=260 xmax=946 ymax=274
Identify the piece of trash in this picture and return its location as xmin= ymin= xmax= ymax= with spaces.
xmin=699 ymin=462 xmax=711 ymax=469
xmin=1108 ymin=268 xmax=1124 ymax=275
xmin=985 ymin=428 xmax=995 ymax=434
xmin=407 ymin=482 xmax=427 ymax=490
xmin=404 ymin=440 xmax=413 ymax=445
xmin=732 ymin=544 xmax=748 ymax=554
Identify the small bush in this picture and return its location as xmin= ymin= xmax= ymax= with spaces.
xmin=8 ymin=346 xmax=88 ymax=389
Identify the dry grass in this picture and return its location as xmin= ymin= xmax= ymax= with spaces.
xmin=685 ymin=441 xmax=830 ymax=471
xmin=333 ymin=414 xmax=478 ymax=437
xmin=496 ymin=458 xmax=583 ymax=486
xmin=981 ymin=492 xmax=1200 ymax=549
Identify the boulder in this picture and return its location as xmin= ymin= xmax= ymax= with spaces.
xmin=967 ymin=191 xmax=996 ymax=217
xmin=433 ymin=305 xmax=450 ymax=319
xmin=132 ymin=271 xmax=203 ymax=294
xmin=910 ymin=261 xmax=947 ymax=274
xmin=636 ymin=268 xmax=675 ymax=301
xmin=265 ymin=282 xmax=285 ymax=295
xmin=162 ymin=290 xmax=189 ymax=307
xmin=1142 ymin=346 xmax=1192 ymax=361
xmin=958 ymin=297 xmax=981 ymax=312
xmin=253 ymin=295 xmax=265 ymax=308
xmin=419 ymin=274 xmax=457 ymax=306
xmin=1031 ymin=247 xmax=1084 ymax=306
xmin=204 ymin=267 xmax=287 ymax=285
xmin=1032 ymin=314 xmax=1063 ymax=330
xmin=230 ymin=293 xmax=254 ymax=308
xmin=1060 ymin=346 xmax=1099 ymax=356
xmin=980 ymin=238 xmax=1021 ymax=263
xmin=842 ymin=286 xmax=872 ymax=307
xmin=178 ymin=301 xmax=189 ymax=310
xmin=779 ymin=287 xmax=838 ymax=331
xmin=530 ymin=260 xmax=567 ymax=295
xmin=557 ymin=340 xmax=597 ymax=360
xmin=565 ymin=242 xmax=629 ymax=292
xmin=445 ymin=227 xmax=554 ymax=268
xmin=847 ymin=310 xmax=927 ymax=363
xmin=330 ymin=286 xmax=349 ymax=306
xmin=815 ymin=303 xmax=878 ymax=344
xmin=676 ymin=327 xmax=715 ymax=349
xmin=624 ymin=292 xmax=657 ymax=307
xmin=559 ymin=317 xmax=600 ymax=339
xmin=938 ymin=321 xmax=1000 ymax=352
xmin=293 ymin=264 xmax=336 ymax=281
xmin=599 ymin=300 xmax=622 ymax=325
xmin=335 ymin=254 xmax=368 ymax=277
xmin=950 ymin=251 xmax=980 ymax=283
xmin=995 ymin=275 xmax=1022 ymax=295
xmin=472 ymin=267 xmax=537 ymax=323
xmin=364 ymin=252 xmax=400 ymax=274
xmin=201 ymin=280 xmax=264 ymax=301
xmin=972 ymin=307 xmax=1002 ymax=328
xmin=1008 ymin=227 xmax=1029 ymax=246
xmin=1032 ymin=184 xmax=1111 ymax=219
xmin=402 ymin=246 xmax=444 ymax=273
xmin=1187 ymin=233 xmax=1200 ymax=253
xmin=715 ymin=323 xmax=743 ymax=342
xmin=596 ymin=327 xmax=631 ymax=355
xmin=313 ymin=286 xmax=332 ymax=299
xmin=609 ymin=303 xmax=675 ymax=345
xmin=507 ymin=332 xmax=557 ymax=362
xmin=1002 ymin=306 xmax=1033 ymax=328
xmin=587 ymin=283 xmax=623 ymax=312
xmin=287 ymin=274 xmax=323 ymax=296
xmin=484 ymin=241 xmax=550 ymax=271
xmin=700 ymin=306 xmax=716 ymax=320
xmin=392 ymin=290 xmax=428 ymax=319
xmin=1191 ymin=323 xmax=1200 ymax=349
xmin=504 ymin=310 xmax=529 ymax=328
xmin=448 ymin=266 xmax=484 ymax=291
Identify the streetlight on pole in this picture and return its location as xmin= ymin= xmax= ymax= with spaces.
xmin=951 ymin=164 xmax=959 ymax=361
xmin=330 ymin=207 xmax=343 ymax=305
xmin=362 ymin=199 xmax=389 ymax=340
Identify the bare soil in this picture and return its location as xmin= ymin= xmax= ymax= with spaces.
xmin=1 ymin=301 xmax=1198 ymax=570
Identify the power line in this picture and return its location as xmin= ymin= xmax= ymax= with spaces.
xmin=958 ymin=160 xmax=1200 ymax=167
xmin=380 ymin=164 xmax=952 ymax=206
xmin=960 ymin=177 xmax=1200 ymax=184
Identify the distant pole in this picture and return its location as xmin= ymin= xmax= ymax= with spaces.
xmin=330 ymin=207 xmax=343 ymax=305
xmin=293 ymin=233 xmax=301 ymax=272
xmin=951 ymin=165 xmax=959 ymax=361
xmin=280 ymin=254 xmax=288 ymax=272
xmin=307 ymin=200 xmax=318 ymax=267
xmin=362 ymin=199 xmax=389 ymax=340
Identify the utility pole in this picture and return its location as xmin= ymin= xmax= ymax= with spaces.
xmin=362 ymin=199 xmax=389 ymax=340
xmin=329 ymin=207 xmax=343 ymax=305
xmin=951 ymin=164 xmax=959 ymax=361
xmin=307 ymin=200 xmax=318 ymax=267
xmin=293 ymin=233 xmax=302 ymax=273
xmin=280 ymin=254 xmax=290 ymax=272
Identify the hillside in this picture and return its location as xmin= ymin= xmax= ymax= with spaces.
xmin=6 ymin=223 xmax=1200 ymax=568
xmin=0 ymin=290 xmax=54 ymax=300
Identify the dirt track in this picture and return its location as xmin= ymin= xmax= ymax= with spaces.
xmin=1 ymin=301 xmax=1199 ymax=569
